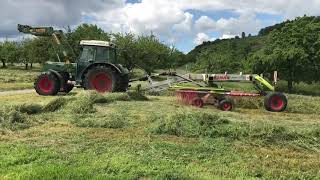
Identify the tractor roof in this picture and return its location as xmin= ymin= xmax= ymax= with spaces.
xmin=80 ymin=40 xmax=115 ymax=47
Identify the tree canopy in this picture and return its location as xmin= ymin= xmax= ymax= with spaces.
xmin=0 ymin=23 xmax=184 ymax=72
xmin=186 ymin=16 xmax=320 ymax=92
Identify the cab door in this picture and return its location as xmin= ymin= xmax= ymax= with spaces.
xmin=76 ymin=46 xmax=96 ymax=82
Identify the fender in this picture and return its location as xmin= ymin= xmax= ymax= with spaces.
xmin=48 ymin=69 xmax=64 ymax=89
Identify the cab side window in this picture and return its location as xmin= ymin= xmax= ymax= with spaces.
xmin=80 ymin=46 xmax=95 ymax=61
xmin=96 ymin=47 xmax=108 ymax=61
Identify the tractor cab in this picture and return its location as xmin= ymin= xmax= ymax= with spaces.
xmin=75 ymin=40 xmax=120 ymax=83
xmin=78 ymin=40 xmax=117 ymax=64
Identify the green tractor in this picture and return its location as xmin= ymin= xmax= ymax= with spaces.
xmin=18 ymin=24 xmax=129 ymax=96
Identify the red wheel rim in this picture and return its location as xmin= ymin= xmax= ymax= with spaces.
xmin=270 ymin=96 xmax=284 ymax=111
xmin=192 ymin=99 xmax=204 ymax=108
xmin=222 ymin=102 xmax=232 ymax=111
xmin=38 ymin=76 xmax=53 ymax=93
xmin=91 ymin=73 xmax=112 ymax=93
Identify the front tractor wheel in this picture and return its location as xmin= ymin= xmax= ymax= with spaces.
xmin=264 ymin=92 xmax=287 ymax=112
xmin=34 ymin=73 xmax=60 ymax=96
xmin=84 ymin=66 xmax=116 ymax=93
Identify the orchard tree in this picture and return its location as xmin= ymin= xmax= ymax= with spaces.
xmin=67 ymin=24 xmax=110 ymax=57
xmin=0 ymin=41 xmax=18 ymax=68
xmin=112 ymin=33 xmax=138 ymax=71
xmin=251 ymin=16 xmax=320 ymax=92
xmin=113 ymin=32 xmax=183 ymax=73
xmin=241 ymin=32 xmax=246 ymax=38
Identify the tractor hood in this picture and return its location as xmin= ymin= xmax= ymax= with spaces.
xmin=43 ymin=61 xmax=76 ymax=74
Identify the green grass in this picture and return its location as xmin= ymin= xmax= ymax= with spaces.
xmin=0 ymin=90 xmax=319 ymax=179
xmin=0 ymin=66 xmax=40 ymax=91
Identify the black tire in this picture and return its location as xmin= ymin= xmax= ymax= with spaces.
xmin=264 ymin=92 xmax=287 ymax=112
xmin=116 ymin=74 xmax=129 ymax=92
xmin=59 ymin=72 xmax=74 ymax=94
xmin=83 ymin=66 xmax=117 ymax=93
xmin=63 ymin=84 xmax=74 ymax=93
xmin=34 ymin=72 xmax=60 ymax=96
xmin=218 ymin=98 xmax=233 ymax=111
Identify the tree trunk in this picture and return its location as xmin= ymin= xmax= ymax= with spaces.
xmin=25 ymin=63 xmax=28 ymax=70
xmin=1 ymin=60 xmax=6 ymax=68
xmin=288 ymin=79 xmax=293 ymax=93
xmin=287 ymin=58 xmax=293 ymax=93
xmin=30 ymin=63 xmax=33 ymax=69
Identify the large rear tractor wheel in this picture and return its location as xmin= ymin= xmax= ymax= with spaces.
xmin=84 ymin=66 xmax=116 ymax=93
xmin=34 ymin=73 xmax=60 ymax=96
xmin=264 ymin=92 xmax=287 ymax=112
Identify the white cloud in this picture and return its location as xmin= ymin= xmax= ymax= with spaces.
xmin=194 ymin=32 xmax=216 ymax=45
xmin=1 ymin=0 xmax=320 ymax=50
xmin=173 ymin=12 xmax=194 ymax=34
xmin=0 ymin=0 xmax=124 ymax=37
xmin=195 ymin=16 xmax=216 ymax=32
xmin=195 ymin=11 xmax=262 ymax=36
xmin=221 ymin=34 xmax=236 ymax=39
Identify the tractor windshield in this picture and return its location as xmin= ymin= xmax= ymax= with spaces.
xmin=80 ymin=46 xmax=95 ymax=62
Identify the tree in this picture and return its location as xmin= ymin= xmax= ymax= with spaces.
xmin=112 ymin=33 xmax=138 ymax=71
xmin=112 ymin=32 xmax=182 ymax=73
xmin=242 ymin=32 xmax=246 ymax=38
xmin=0 ymin=41 xmax=18 ymax=68
xmin=67 ymin=24 xmax=110 ymax=58
xmin=251 ymin=16 xmax=320 ymax=92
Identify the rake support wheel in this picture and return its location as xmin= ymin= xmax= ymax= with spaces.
xmin=192 ymin=98 xmax=204 ymax=108
xmin=264 ymin=92 xmax=287 ymax=112
xmin=218 ymin=98 xmax=233 ymax=111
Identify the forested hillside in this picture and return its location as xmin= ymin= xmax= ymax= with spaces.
xmin=187 ymin=36 xmax=266 ymax=73
xmin=186 ymin=16 xmax=320 ymax=92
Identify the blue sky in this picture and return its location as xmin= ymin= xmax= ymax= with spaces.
xmin=0 ymin=0 xmax=319 ymax=53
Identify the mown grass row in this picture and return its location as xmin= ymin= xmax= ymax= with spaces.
xmin=1 ymin=91 xmax=319 ymax=150
xmin=0 ymin=91 xmax=148 ymax=133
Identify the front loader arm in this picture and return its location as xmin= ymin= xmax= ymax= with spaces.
xmin=18 ymin=24 xmax=75 ymax=63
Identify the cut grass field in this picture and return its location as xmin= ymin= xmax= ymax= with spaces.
xmin=0 ymin=66 xmax=40 ymax=91
xmin=0 ymin=90 xmax=319 ymax=179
